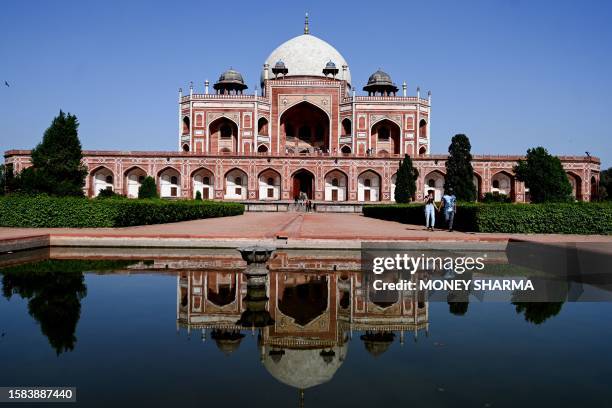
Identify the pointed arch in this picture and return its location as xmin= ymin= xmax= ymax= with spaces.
xmin=280 ymin=101 xmax=330 ymax=153
xmin=423 ymin=170 xmax=445 ymax=201
xmin=324 ymin=169 xmax=348 ymax=201
xmin=491 ymin=170 xmax=515 ymax=200
xmin=192 ymin=167 xmax=215 ymax=199
xmin=358 ymin=170 xmax=381 ymax=202
xmin=157 ymin=166 xmax=181 ymax=198
xmin=224 ymin=167 xmax=248 ymax=200
xmin=124 ymin=166 xmax=147 ymax=198
xmin=209 ymin=116 xmax=239 ymax=154
xmin=90 ymin=166 xmax=115 ymax=197
xmin=258 ymin=168 xmax=281 ymax=200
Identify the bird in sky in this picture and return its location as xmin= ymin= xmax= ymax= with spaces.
xmin=4 ymin=81 xmax=9 ymax=87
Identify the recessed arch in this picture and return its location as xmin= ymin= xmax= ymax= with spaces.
xmin=371 ymin=119 xmax=400 ymax=155
xmin=358 ymin=170 xmax=381 ymax=202
xmin=490 ymin=171 xmax=514 ymax=197
xmin=324 ymin=169 xmax=348 ymax=201
xmin=418 ymin=146 xmax=427 ymax=156
xmin=90 ymin=166 xmax=115 ymax=197
xmin=224 ymin=167 xmax=248 ymax=200
xmin=257 ymin=117 xmax=269 ymax=136
xmin=157 ymin=166 xmax=181 ymax=198
xmin=473 ymin=172 xmax=483 ymax=201
xmin=280 ymin=101 xmax=330 ymax=154
xmin=291 ymin=168 xmax=316 ymax=200
xmin=182 ymin=144 xmax=190 ymax=152
xmin=566 ymin=171 xmax=583 ymax=201
xmin=124 ymin=166 xmax=147 ymax=198
xmin=341 ymin=118 xmax=352 ymax=136
xmin=340 ymin=145 xmax=352 ymax=155
xmin=424 ymin=170 xmax=445 ymax=201
xmin=257 ymin=144 xmax=269 ymax=153
xmin=192 ymin=167 xmax=215 ymax=199
xmin=258 ymin=168 xmax=281 ymax=200
xmin=209 ymin=116 xmax=239 ymax=154
xmin=182 ymin=116 xmax=190 ymax=134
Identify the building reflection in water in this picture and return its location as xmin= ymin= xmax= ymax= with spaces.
xmin=176 ymin=251 xmax=429 ymax=403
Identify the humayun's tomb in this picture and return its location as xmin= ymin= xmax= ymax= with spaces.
xmin=3 ymin=16 xmax=601 ymax=206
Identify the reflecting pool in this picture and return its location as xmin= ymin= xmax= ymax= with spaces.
xmin=1 ymin=249 xmax=611 ymax=407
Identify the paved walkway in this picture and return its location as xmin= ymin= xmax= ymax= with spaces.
xmin=1 ymin=213 xmax=610 ymax=251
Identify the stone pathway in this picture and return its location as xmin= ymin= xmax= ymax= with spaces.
xmin=0 ymin=212 xmax=610 ymax=251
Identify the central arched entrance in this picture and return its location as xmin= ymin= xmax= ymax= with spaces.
xmin=280 ymin=102 xmax=330 ymax=153
xmin=292 ymin=169 xmax=315 ymax=199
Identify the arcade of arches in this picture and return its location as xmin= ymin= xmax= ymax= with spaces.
xmin=85 ymin=164 xmax=599 ymax=202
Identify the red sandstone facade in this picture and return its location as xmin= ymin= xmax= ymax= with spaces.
xmin=3 ymin=24 xmax=600 ymax=203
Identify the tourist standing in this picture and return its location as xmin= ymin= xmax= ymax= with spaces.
xmin=441 ymin=187 xmax=457 ymax=232
xmin=424 ymin=191 xmax=439 ymax=231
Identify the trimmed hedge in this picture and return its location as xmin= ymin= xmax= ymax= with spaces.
xmin=0 ymin=195 xmax=244 ymax=228
xmin=363 ymin=202 xmax=612 ymax=235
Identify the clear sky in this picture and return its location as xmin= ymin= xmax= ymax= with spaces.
xmin=1 ymin=0 xmax=611 ymax=167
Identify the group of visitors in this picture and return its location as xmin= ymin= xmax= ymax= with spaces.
xmin=423 ymin=187 xmax=457 ymax=232
xmin=294 ymin=193 xmax=315 ymax=212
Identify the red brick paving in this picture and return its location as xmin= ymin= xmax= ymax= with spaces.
xmin=0 ymin=212 xmax=610 ymax=247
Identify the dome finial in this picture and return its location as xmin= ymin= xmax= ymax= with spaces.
xmin=304 ymin=12 xmax=310 ymax=35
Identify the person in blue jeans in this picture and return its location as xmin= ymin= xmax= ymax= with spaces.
xmin=424 ymin=191 xmax=439 ymax=231
xmin=441 ymin=187 xmax=457 ymax=232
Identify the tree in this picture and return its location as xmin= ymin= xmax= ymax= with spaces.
xmin=195 ymin=190 xmax=202 ymax=200
xmin=138 ymin=176 xmax=158 ymax=199
xmin=16 ymin=111 xmax=87 ymax=196
xmin=513 ymin=302 xmax=564 ymax=325
xmin=394 ymin=154 xmax=419 ymax=203
xmin=514 ymin=147 xmax=572 ymax=203
xmin=444 ymin=134 xmax=477 ymax=201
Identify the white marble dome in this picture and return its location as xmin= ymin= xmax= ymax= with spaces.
xmin=263 ymin=34 xmax=351 ymax=85
xmin=262 ymin=344 xmax=348 ymax=389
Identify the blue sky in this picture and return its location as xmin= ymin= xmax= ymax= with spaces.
xmin=1 ymin=0 xmax=611 ymax=167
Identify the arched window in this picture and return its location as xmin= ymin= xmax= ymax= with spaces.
xmin=182 ymin=116 xmax=190 ymax=134
xmin=235 ymin=177 xmax=242 ymax=186
xmin=364 ymin=179 xmax=371 ymax=187
xmin=258 ymin=118 xmax=269 ymax=136
xmin=258 ymin=145 xmax=268 ymax=153
xmin=170 ymin=176 xmax=178 ymax=185
xmin=419 ymin=146 xmax=427 ymax=155
xmin=105 ymin=175 xmax=113 ymax=184
xmin=267 ymin=177 xmax=274 ymax=186
xmin=419 ymin=119 xmax=427 ymax=137
xmin=220 ymin=124 xmax=232 ymax=138
xmin=341 ymin=146 xmax=351 ymax=154
xmin=492 ymin=180 xmax=500 ymax=189
xmin=428 ymin=179 xmax=435 ymax=188
xmin=203 ymin=177 xmax=210 ymax=185
xmin=332 ymin=178 xmax=339 ymax=187
xmin=138 ymin=175 xmax=145 ymax=183
xmin=182 ymin=144 xmax=190 ymax=152
xmin=342 ymin=119 xmax=352 ymax=136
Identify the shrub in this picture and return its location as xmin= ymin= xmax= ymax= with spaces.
xmin=0 ymin=195 xmax=244 ymax=228
xmin=482 ymin=192 xmax=511 ymax=203
xmin=363 ymin=202 xmax=612 ymax=235
xmin=195 ymin=190 xmax=202 ymax=200
xmin=138 ymin=176 xmax=158 ymax=199
xmin=96 ymin=188 xmax=120 ymax=199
